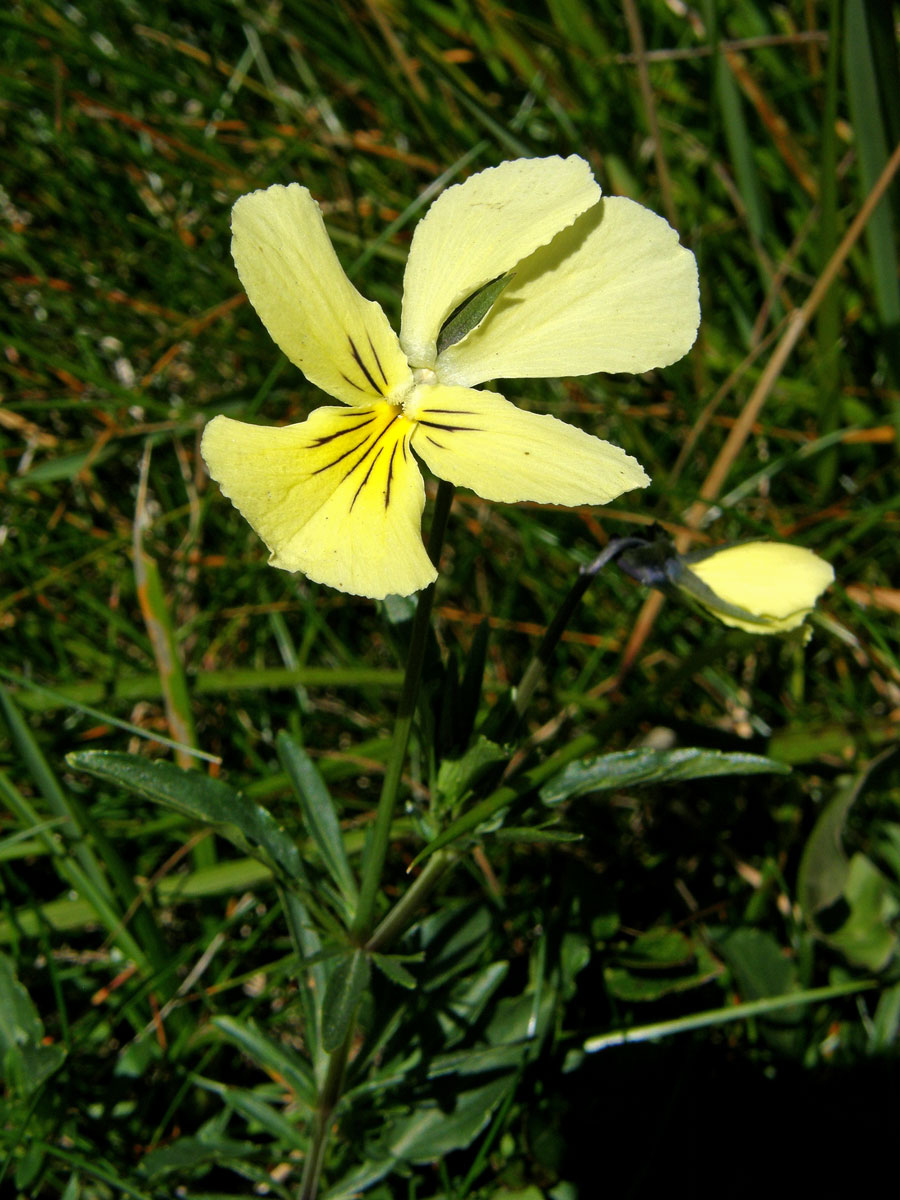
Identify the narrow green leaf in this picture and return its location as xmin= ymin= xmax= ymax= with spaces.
xmin=277 ymin=731 xmax=358 ymax=908
xmin=67 ymin=750 xmax=304 ymax=885
xmin=193 ymin=1076 xmax=308 ymax=1151
xmin=0 ymin=769 xmax=141 ymax=963
xmin=815 ymin=0 xmax=844 ymax=494
xmin=387 ymin=1075 xmax=515 ymax=1163
xmin=322 ymin=949 xmax=370 ymax=1053
xmin=492 ymin=825 xmax=583 ymax=845
xmin=2 ymin=686 xmax=182 ymax=987
xmin=371 ymin=953 xmax=418 ymax=990
xmin=321 ymin=1157 xmax=396 ymax=1200
xmin=3 ymin=666 xmax=403 ymax=712
xmin=212 ymin=1015 xmax=316 ymax=1108
xmin=540 ymin=747 xmax=790 ymax=806
xmin=407 ymin=784 xmax=517 ymax=869
xmin=408 ymin=734 xmax=600 ymax=869
xmin=425 ymin=1042 xmax=528 ymax=1081
xmin=7 ymin=444 xmax=116 ymax=486
xmin=0 ymin=670 xmax=217 ymax=762
xmin=703 ymin=0 xmax=768 ymax=245
xmin=845 ymin=0 xmax=900 ymax=383
xmin=133 ymin=548 xmax=199 ymax=771
xmin=280 ymin=889 xmax=330 ymax=1085
xmin=604 ymin=942 xmax=722 ymax=1003
xmin=140 ymin=1136 xmax=261 ymax=1180
xmin=583 ymin=979 xmax=878 ymax=1053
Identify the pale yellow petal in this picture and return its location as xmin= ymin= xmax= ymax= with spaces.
xmin=201 ymin=406 xmax=436 ymax=599
xmin=399 ymin=156 xmax=601 ymax=370
xmin=436 ymin=196 xmax=700 ymax=387
xmin=231 ymin=184 xmax=412 ymax=406
xmin=405 ymin=384 xmax=649 ymax=505
xmin=686 ymin=542 xmax=834 ymax=632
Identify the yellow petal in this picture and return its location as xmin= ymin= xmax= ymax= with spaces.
xmin=399 ymin=156 xmax=601 ymax=370
xmin=201 ymin=405 xmax=436 ymax=598
xmin=405 ymin=384 xmax=649 ymax=505
xmin=685 ymin=542 xmax=834 ymax=632
xmin=231 ymin=184 xmax=412 ymax=406
xmin=436 ymin=197 xmax=700 ymax=387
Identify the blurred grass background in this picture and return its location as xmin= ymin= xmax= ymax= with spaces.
xmin=2 ymin=1 xmax=900 ymax=1197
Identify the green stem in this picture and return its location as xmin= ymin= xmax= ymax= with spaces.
xmin=513 ymin=538 xmax=646 ymax=719
xmin=365 ymin=848 xmax=457 ymax=954
xmin=297 ymin=482 xmax=453 ymax=1200
xmin=298 ymin=1023 xmax=355 ymax=1200
xmin=351 ymin=479 xmax=454 ymax=943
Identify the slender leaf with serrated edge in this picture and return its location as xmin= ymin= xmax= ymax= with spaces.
xmin=67 ymin=751 xmax=304 ymax=884
xmin=371 ymin=953 xmax=418 ymax=990
xmin=540 ymin=747 xmax=790 ymax=806
xmin=193 ymin=1077 xmax=308 ymax=1150
xmin=322 ymin=949 xmax=370 ymax=1052
xmin=277 ymin=731 xmax=357 ymax=908
xmin=212 ymin=1015 xmax=316 ymax=1108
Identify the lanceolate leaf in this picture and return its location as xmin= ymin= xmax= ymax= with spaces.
xmin=277 ymin=731 xmax=358 ymax=909
xmin=540 ymin=747 xmax=790 ymax=806
xmin=212 ymin=1016 xmax=316 ymax=1109
xmin=322 ymin=949 xmax=371 ymax=1053
xmin=371 ymin=953 xmax=419 ymax=990
xmin=67 ymin=750 xmax=304 ymax=885
xmin=387 ymin=1074 xmax=515 ymax=1162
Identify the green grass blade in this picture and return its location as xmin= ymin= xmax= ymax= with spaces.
xmin=583 ymin=979 xmax=877 ymax=1052
xmin=845 ymin=0 xmax=900 ymax=385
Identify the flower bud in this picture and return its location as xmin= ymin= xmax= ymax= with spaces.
xmin=677 ymin=541 xmax=834 ymax=633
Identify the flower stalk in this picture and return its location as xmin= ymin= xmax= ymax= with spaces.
xmin=298 ymin=482 xmax=453 ymax=1200
xmin=298 ymin=1024 xmax=355 ymax=1200
xmin=513 ymin=537 xmax=647 ymax=720
xmin=351 ymin=479 xmax=454 ymax=943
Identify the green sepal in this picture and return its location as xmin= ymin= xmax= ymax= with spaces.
xmin=436 ymin=272 xmax=515 ymax=354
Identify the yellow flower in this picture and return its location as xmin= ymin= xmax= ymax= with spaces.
xmin=680 ymin=542 xmax=835 ymax=633
xmin=202 ymin=156 xmax=700 ymax=598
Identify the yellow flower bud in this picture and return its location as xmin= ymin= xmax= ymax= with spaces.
xmin=679 ymin=542 xmax=834 ymax=633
